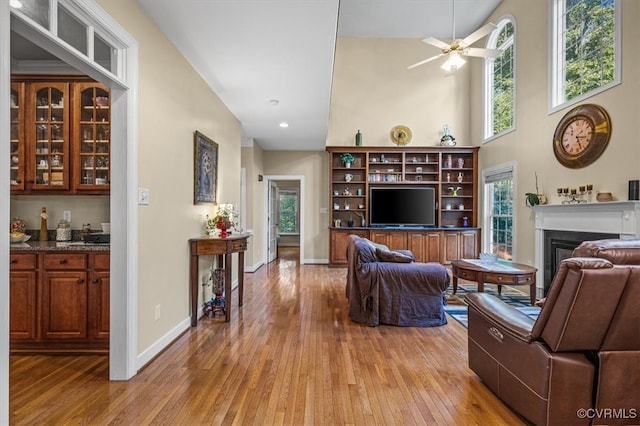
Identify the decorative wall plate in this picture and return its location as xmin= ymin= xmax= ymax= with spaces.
xmin=390 ymin=125 xmax=412 ymax=145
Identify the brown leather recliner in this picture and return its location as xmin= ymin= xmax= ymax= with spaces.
xmin=466 ymin=239 xmax=640 ymax=426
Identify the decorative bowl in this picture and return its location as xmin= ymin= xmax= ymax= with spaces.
xmin=479 ymin=252 xmax=498 ymax=265
xmin=596 ymin=192 xmax=613 ymax=202
xmin=10 ymin=234 xmax=31 ymax=244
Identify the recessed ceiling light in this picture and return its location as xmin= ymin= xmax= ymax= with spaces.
xmin=10 ymin=0 xmax=23 ymax=8
xmin=269 ymin=99 xmax=279 ymax=106
xmin=279 ymin=122 xmax=289 ymax=128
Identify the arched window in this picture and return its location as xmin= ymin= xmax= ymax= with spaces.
xmin=483 ymin=18 xmax=515 ymax=141
xmin=550 ymin=0 xmax=619 ymax=110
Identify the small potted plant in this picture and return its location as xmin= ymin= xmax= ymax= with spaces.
xmin=340 ymin=153 xmax=356 ymax=168
xmin=525 ymin=172 xmax=547 ymax=207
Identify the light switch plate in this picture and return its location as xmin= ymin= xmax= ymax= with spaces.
xmin=139 ymin=188 xmax=150 ymax=205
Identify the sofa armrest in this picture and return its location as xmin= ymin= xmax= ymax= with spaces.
xmin=466 ymin=293 xmax=536 ymax=343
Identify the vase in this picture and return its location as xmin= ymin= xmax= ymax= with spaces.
xmin=217 ymin=225 xmax=229 ymax=238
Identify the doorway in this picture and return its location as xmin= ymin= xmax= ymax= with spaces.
xmin=263 ymin=175 xmax=305 ymax=265
xmin=2 ymin=0 xmax=138 ymax=396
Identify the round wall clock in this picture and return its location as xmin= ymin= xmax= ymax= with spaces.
xmin=390 ymin=125 xmax=412 ymax=145
xmin=553 ymin=103 xmax=611 ymax=169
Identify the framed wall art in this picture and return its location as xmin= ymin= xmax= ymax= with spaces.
xmin=194 ymin=130 xmax=218 ymax=204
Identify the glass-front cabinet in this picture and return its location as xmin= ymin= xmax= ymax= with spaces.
xmin=74 ymin=83 xmax=110 ymax=191
xmin=10 ymin=83 xmax=25 ymax=190
xmin=10 ymin=77 xmax=110 ymax=195
xmin=28 ymin=82 xmax=70 ymax=191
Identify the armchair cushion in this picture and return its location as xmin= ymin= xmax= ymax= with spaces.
xmin=375 ymin=247 xmax=414 ymax=263
xmin=572 ymin=238 xmax=640 ymax=264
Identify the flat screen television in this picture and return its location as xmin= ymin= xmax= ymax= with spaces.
xmin=369 ymin=187 xmax=436 ymax=227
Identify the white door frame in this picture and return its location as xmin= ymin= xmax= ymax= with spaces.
xmin=1 ymin=4 xmax=139 ymax=421
xmin=263 ymin=175 xmax=305 ymax=265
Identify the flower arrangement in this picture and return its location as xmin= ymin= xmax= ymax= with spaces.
xmin=340 ymin=153 xmax=355 ymax=166
xmin=206 ymin=203 xmax=239 ymax=238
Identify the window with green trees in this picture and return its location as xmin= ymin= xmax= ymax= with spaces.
xmin=552 ymin=0 xmax=618 ymax=107
xmin=484 ymin=18 xmax=515 ymax=140
xmin=483 ymin=165 xmax=514 ymax=260
xmin=278 ymin=189 xmax=299 ymax=233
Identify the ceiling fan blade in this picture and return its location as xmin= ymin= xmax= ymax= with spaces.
xmin=460 ymin=22 xmax=497 ymax=47
xmin=407 ymin=53 xmax=445 ymax=70
xmin=422 ymin=37 xmax=450 ymax=50
xmin=464 ymin=47 xmax=502 ymax=58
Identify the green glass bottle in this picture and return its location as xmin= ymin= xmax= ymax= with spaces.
xmin=355 ymin=130 xmax=362 ymax=146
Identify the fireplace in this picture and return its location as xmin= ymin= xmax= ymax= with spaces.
xmin=543 ymin=230 xmax=618 ymax=294
xmin=533 ymin=201 xmax=640 ymax=299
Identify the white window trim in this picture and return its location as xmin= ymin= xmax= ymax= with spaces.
xmin=549 ymin=0 xmax=622 ymax=113
xmin=483 ymin=15 xmax=516 ymax=143
xmin=482 ymin=162 xmax=517 ymax=259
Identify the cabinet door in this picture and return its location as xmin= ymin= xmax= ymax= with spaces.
xmin=330 ymin=230 xmax=366 ymax=265
xmin=441 ymin=232 xmax=461 ymax=265
xmin=408 ymin=232 xmax=426 ymax=262
xmin=424 ymin=232 xmax=442 ymax=263
xmin=10 ymin=82 xmax=26 ymax=191
xmin=88 ymin=270 xmax=110 ymax=340
xmin=459 ymin=231 xmax=479 ymax=260
xmin=73 ymin=83 xmax=110 ymax=192
xmin=27 ymin=82 xmax=70 ymax=191
xmin=41 ymin=271 xmax=87 ymax=340
xmin=9 ymin=271 xmax=37 ymax=341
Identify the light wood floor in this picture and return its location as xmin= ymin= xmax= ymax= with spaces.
xmin=10 ymin=247 xmax=526 ymax=425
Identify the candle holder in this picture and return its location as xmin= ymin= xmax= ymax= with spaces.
xmin=558 ymin=186 xmax=592 ymax=204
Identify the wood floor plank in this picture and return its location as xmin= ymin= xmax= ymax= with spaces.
xmin=10 ymin=248 xmax=526 ymax=425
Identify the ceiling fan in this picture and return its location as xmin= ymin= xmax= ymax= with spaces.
xmin=408 ymin=0 xmax=502 ymax=72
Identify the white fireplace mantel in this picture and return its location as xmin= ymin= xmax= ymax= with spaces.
xmin=531 ymin=201 xmax=640 ymax=297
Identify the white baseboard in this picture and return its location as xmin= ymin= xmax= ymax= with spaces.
xmin=136 ymin=316 xmax=192 ymax=371
xmin=245 ymin=261 xmax=264 ymax=272
xmin=303 ymin=258 xmax=329 ymax=264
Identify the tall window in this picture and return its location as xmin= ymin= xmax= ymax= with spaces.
xmin=484 ymin=18 xmax=515 ymax=141
xmin=483 ymin=164 xmax=515 ymax=260
xmin=551 ymin=0 xmax=619 ymax=108
xmin=278 ymin=189 xmax=299 ymax=234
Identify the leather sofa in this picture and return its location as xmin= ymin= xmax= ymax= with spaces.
xmin=466 ymin=239 xmax=640 ymax=425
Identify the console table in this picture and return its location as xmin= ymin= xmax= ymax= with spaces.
xmin=450 ymin=259 xmax=537 ymax=305
xmin=189 ymin=234 xmax=249 ymax=325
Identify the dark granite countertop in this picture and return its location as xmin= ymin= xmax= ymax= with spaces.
xmin=10 ymin=240 xmax=110 ymax=252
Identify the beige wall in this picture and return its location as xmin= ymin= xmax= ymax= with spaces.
xmin=470 ymin=0 xmax=640 ymax=265
xmin=241 ymin=143 xmax=265 ymax=270
xmin=263 ymin=151 xmax=329 ymax=263
xmin=96 ymin=0 xmax=242 ymax=353
xmin=328 ymin=38 xmax=471 ymax=148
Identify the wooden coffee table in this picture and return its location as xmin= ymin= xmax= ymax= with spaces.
xmin=450 ymin=259 xmax=537 ymax=305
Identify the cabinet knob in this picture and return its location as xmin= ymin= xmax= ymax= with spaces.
xmin=15 ymin=179 xmax=22 ymax=184
xmin=92 ymin=278 xmax=100 ymax=284
xmin=59 ymin=259 xmax=67 ymax=264
xmin=10 ymin=259 xmax=17 ymax=264
xmin=77 ymin=278 xmax=84 ymax=284
xmin=28 ymin=179 xmax=35 ymax=184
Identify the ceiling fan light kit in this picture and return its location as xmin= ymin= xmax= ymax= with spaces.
xmin=408 ymin=0 xmax=501 ymax=72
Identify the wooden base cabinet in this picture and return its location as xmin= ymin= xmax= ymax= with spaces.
xmin=330 ymin=229 xmax=367 ymax=265
xmin=328 ymin=228 xmax=479 ymax=267
xmin=9 ymin=251 xmax=109 ymax=353
xmin=9 ymin=254 xmax=37 ymax=341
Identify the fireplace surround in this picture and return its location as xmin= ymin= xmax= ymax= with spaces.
xmin=532 ymin=201 xmax=640 ymax=298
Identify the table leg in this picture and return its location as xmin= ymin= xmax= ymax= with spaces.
xmin=224 ymin=252 xmax=232 ymax=322
xmin=529 ymin=283 xmax=536 ymax=305
xmin=190 ymin=243 xmax=198 ymax=327
xmin=452 ymin=274 xmax=458 ymax=294
xmin=238 ymin=251 xmax=245 ymax=306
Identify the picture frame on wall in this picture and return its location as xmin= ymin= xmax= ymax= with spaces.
xmin=194 ymin=130 xmax=218 ymax=204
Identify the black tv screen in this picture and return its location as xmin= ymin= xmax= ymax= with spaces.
xmin=369 ymin=187 xmax=436 ymax=227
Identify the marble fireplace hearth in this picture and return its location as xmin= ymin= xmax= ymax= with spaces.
xmin=532 ymin=201 xmax=640 ymax=298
